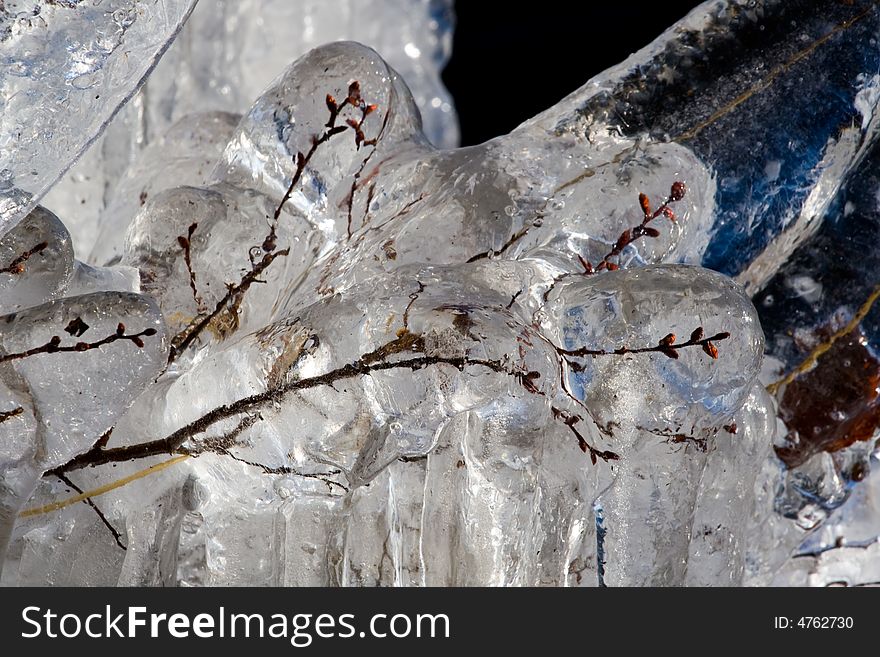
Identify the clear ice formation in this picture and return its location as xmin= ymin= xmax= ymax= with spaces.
xmin=2 ymin=0 xmax=880 ymax=586
xmin=0 ymin=0 xmax=198 ymax=237
xmin=39 ymin=0 xmax=458 ymax=255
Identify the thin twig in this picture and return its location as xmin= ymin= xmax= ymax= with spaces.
xmin=467 ymin=223 xmax=538 ymax=263
xmin=0 ymin=241 xmax=48 ymax=275
xmin=0 ymin=407 xmax=24 ymax=423
xmin=552 ymin=407 xmax=620 ymax=464
xmin=585 ymin=182 xmax=685 ymax=274
xmin=0 ymin=325 xmax=158 ymax=364
xmin=558 ymin=326 xmax=730 ymax=361
xmin=54 ymin=323 xmax=720 ymax=475
xmin=269 ymin=81 xmax=378 ymax=251
xmin=402 ymin=281 xmax=425 ymax=330
xmin=540 ymin=182 xmax=685 ymax=302
xmin=54 ymin=472 xmax=127 ymax=550
xmin=167 ymin=248 xmax=290 ymax=363
xmin=345 ymin=102 xmax=391 ymax=238
xmin=177 ymin=222 xmax=204 ymax=311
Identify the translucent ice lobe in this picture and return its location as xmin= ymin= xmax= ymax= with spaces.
xmin=282 ymin=127 xmax=715 ymax=315
xmin=0 ymin=206 xmax=74 ymax=315
xmin=214 ymin=41 xmax=424 ymax=232
xmin=418 ymin=405 xmax=594 ymax=586
xmin=514 ymin=141 xmax=716 ymax=273
xmin=547 ymin=265 xmax=763 ymax=586
xmin=686 ymin=383 xmax=776 ymax=586
xmin=0 ymin=0 xmax=198 ymax=237
xmin=0 ymin=292 xmax=166 ymax=574
xmin=122 ymin=183 xmax=313 ymax=346
xmin=44 ymin=0 xmax=458 ymax=258
xmin=555 ymin=265 xmax=763 ymax=432
xmin=0 ymin=291 xmax=167 ymax=469
xmin=0 ymin=205 xmax=133 ymax=317
xmin=92 ymin=112 xmax=241 ymax=267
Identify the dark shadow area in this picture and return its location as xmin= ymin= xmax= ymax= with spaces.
xmin=443 ymin=1 xmax=705 ymax=145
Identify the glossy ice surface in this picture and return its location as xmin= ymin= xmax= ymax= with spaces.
xmin=1 ymin=0 xmax=879 ymax=586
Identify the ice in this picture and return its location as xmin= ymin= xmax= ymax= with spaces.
xmin=0 ymin=290 xmax=167 ymax=573
xmin=0 ymin=206 xmax=73 ymax=315
xmin=0 ymin=0 xmax=198 ymax=237
xmin=93 ymin=111 xmax=241 ymax=266
xmin=770 ymin=460 xmax=880 ymax=587
xmin=0 ymin=292 xmax=167 ymax=465
xmin=552 ymin=266 xmax=764 ymax=585
xmin=687 ymin=384 xmax=777 ymax=586
xmin=3 ymin=1 xmax=880 ymax=587
xmin=42 ymin=0 xmax=457 ymax=258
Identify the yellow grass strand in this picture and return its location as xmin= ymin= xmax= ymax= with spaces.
xmin=19 ymin=455 xmax=190 ymax=519
xmin=674 ymin=6 xmax=873 ymax=143
xmin=767 ymin=283 xmax=880 ymax=396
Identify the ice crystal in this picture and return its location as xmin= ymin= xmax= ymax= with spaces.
xmin=2 ymin=0 xmax=879 ymax=587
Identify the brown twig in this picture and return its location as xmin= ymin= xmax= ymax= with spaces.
xmin=505 ymin=290 xmax=523 ymax=310
xmin=167 ymin=248 xmax=290 ymax=363
xmin=186 ymin=447 xmax=348 ymax=493
xmin=358 ymin=182 xmax=378 ymax=233
xmin=0 ymin=324 xmax=158 ymax=364
xmin=345 ymin=101 xmax=392 ymax=238
xmin=552 ymin=407 xmax=620 ymax=464
xmin=53 ymin=472 xmax=126 ymax=550
xmin=167 ymin=83 xmax=380 ymax=363
xmin=52 ymin=322 xmax=720 ymax=476
xmin=0 ymin=406 xmax=23 ymax=423
xmin=467 ymin=221 xmax=540 ymax=264
xmin=585 ymin=182 xmax=685 ymax=274
xmin=541 ymin=182 xmax=686 ymax=302
xmin=558 ymin=326 xmax=730 ymax=361
xmin=174 ymin=413 xmax=346 ymax=492
xmin=53 ymin=350 xmax=513 ymax=474
xmin=177 ymin=414 xmax=258 ymax=455
xmin=665 ymin=433 xmax=708 ymax=453
xmin=401 ymin=281 xmax=425 ymax=331
xmin=177 ymin=222 xmax=204 ymax=311
xmin=268 ymin=81 xmax=378 ymax=251
xmin=170 ymin=81 xmax=381 ymax=370
xmin=0 ymin=241 xmax=48 ymax=275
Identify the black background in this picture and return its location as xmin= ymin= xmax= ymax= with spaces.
xmin=443 ymin=1 xmax=705 ymax=145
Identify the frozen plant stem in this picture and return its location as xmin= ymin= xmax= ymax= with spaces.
xmin=0 ymin=241 xmax=48 ymax=275
xmin=177 ymin=222 xmax=204 ymax=311
xmin=265 ymin=80 xmax=378 ymax=252
xmin=167 ymin=80 xmax=381 ymax=364
xmin=583 ymin=182 xmax=685 ymax=274
xmin=552 ymin=406 xmax=620 ymax=464
xmin=0 ymin=407 xmax=24 ymax=423
xmin=51 ymin=324 xmax=731 ymax=476
xmin=558 ymin=326 xmax=730 ymax=361
xmin=167 ymin=247 xmax=290 ymax=363
xmin=542 ymin=182 xmax=687 ymax=302
xmin=0 ymin=324 xmax=158 ymax=364
xmin=53 ymin=472 xmax=126 ymax=550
